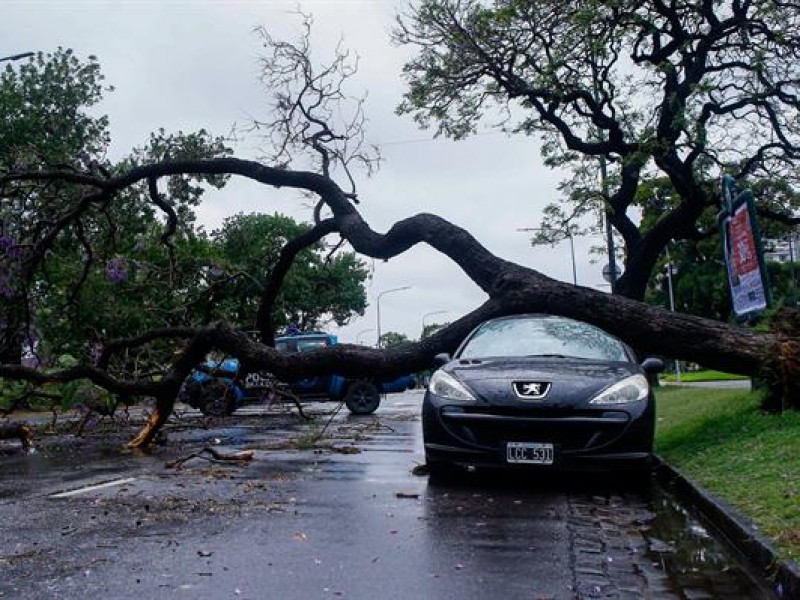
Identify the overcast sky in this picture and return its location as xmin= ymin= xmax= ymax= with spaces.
xmin=3 ymin=0 xmax=612 ymax=344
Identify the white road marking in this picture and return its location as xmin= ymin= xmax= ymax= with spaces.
xmin=50 ymin=477 xmax=137 ymax=498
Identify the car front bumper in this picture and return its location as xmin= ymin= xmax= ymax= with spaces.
xmin=422 ymin=393 xmax=655 ymax=472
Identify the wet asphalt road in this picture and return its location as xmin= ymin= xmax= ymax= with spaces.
xmin=0 ymin=391 xmax=777 ymax=599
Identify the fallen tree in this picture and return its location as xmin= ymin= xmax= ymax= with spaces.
xmin=0 ymin=156 xmax=796 ymax=448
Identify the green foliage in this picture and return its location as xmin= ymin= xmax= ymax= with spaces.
xmin=655 ymin=386 xmax=800 ymax=561
xmin=421 ymin=321 xmax=449 ymax=339
xmin=0 ymin=49 xmax=232 ymax=373
xmin=209 ymin=212 xmax=369 ymax=331
xmin=379 ymin=331 xmax=410 ymax=348
xmin=0 ymin=48 xmax=110 ymax=172
xmin=660 ymin=370 xmax=748 ymax=383
xmin=395 ymin=1 xmax=800 ymax=298
xmin=642 ymin=179 xmax=800 ymax=321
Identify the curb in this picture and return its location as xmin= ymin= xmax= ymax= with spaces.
xmin=654 ymin=455 xmax=800 ymax=599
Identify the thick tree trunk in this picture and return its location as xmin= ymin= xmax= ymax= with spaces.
xmin=4 ymin=158 xmax=796 ymax=452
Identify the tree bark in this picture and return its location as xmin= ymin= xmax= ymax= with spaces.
xmin=2 ymin=158 xmax=794 ymax=450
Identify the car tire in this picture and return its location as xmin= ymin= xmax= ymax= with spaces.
xmin=344 ymin=380 xmax=381 ymax=415
xmin=198 ymin=381 xmax=235 ymax=417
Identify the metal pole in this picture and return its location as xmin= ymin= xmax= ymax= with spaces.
xmin=567 ymin=232 xmax=577 ymax=285
xmin=789 ymin=235 xmax=797 ymax=306
xmin=665 ymin=246 xmax=681 ymax=384
xmin=518 ymin=227 xmax=578 ymax=285
xmin=376 ymin=300 xmax=381 ymax=348
xmin=376 ymin=286 xmax=411 ymax=348
xmin=599 ymin=155 xmax=617 ymax=291
xmin=0 ymin=52 xmax=34 ymax=63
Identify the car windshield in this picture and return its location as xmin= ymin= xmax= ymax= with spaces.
xmin=458 ymin=316 xmax=630 ymax=362
xmin=276 ymin=337 xmax=331 ymax=353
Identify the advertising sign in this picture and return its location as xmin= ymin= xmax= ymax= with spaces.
xmin=719 ymin=176 xmax=771 ymax=317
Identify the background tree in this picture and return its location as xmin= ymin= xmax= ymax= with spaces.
xmin=208 ymin=212 xmax=369 ymax=332
xmin=0 ymin=48 xmax=109 ymax=364
xmin=4 ymin=23 xmax=800 ymax=450
xmin=641 ymin=178 xmax=800 ymax=320
xmin=421 ymin=322 xmax=450 ymax=340
xmin=394 ymin=0 xmax=800 ymax=300
xmin=0 ymin=49 xmax=231 ymax=375
xmin=379 ymin=331 xmax=410 ymax=348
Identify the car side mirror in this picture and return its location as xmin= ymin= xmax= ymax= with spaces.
xmin=433 ymin=353 xmax=451 ymax=368
xmin=641 ymin=357 xmax=664 ymax=374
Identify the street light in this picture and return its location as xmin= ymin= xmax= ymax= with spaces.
xmin=0 ymin=52 xmax=35 ymax=63
xmin=664 ymin=245 xmax=681 ymax=384
xmin=422 ymin=310 xmax=448 ymax=336
xmin=376 ymin=286 xmax=411 ymax=348
xmin=518 ymin=227 xmax=578 ymax=285
xmin=786 ymin=233 xmax=798 ymax=306
xmin=356 ymin=328 xmax=375 ymax=345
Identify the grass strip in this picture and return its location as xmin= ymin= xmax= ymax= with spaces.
xmin=655 ymin=386 xmax=800 ymax=562
xmin=661 ymin=370 xmax=749 ymax=382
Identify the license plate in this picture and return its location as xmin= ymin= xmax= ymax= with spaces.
xmin=506 ymin=442 xmax=555 ymax=465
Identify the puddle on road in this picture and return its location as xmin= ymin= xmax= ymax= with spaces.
xmin=644 ymin=484 xmax=777 ymax=598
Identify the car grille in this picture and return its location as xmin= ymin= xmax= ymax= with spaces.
xmin=439 ymin=406 xmax=629 ymax=452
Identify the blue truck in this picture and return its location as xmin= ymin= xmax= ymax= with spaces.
xmin=180 ymin=332 xmax=415 ymax=416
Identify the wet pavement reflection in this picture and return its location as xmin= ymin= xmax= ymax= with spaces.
xmin=0 ymin=392 xmax=779 ymax=599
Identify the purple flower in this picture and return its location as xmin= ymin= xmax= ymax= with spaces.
xmin=105 ymin=257 xmax=128 ymax=283
xmin=90 ymin=342 xmax=103 ymax=365
xmin=0 ymin=235 xmax=12 ymax=251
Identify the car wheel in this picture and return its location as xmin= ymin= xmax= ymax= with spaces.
xmin=180 ymin=381 xmax=203 ymax=409
xmin=199 ymin=381 xmax=235 ymax=417
xmin=344 ymin=380 xmax=380 ymax=415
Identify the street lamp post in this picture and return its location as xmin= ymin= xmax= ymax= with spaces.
xmin=376 ymin=286 xmax=411 ymax=348
xmin=422 ymin=310 xmax=448 ymax=336
xmin=664 ymin=245 xmax=681 ymax=384
xmin=518 ymin=228 xmax=578 ymax=285
xmin=0 ymin=52 xmax=35 ymax=63
xmin=787 ymin=234 xmax=797 ymax=306
xmin=599 ymin=155 xmax=618 ymax=292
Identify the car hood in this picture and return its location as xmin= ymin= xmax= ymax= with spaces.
xmin=444 ymin=357 xmax=642 ymax=408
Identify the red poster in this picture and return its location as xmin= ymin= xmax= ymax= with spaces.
xmin=725 ymin=201 xmax=767 ymax=315
xmin=730 ymin=206 xmax=758 ymax=276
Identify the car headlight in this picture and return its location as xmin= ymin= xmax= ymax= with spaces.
xmin=428 ymin=369 xmax=477 ymax=404
xmin=589 ymin=374 xmax=650 ymax=405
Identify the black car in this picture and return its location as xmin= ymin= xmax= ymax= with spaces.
xmin=422 ymin=314 xmax=663 ymax=478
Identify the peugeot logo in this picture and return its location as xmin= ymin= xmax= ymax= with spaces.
xmin=513 ymin=381 xmax=551 ymax=399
